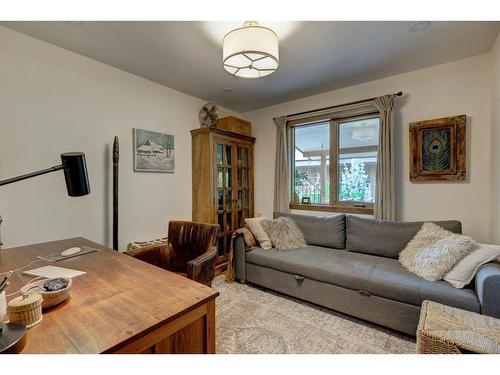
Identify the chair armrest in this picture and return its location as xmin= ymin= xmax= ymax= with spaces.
xmin=475 ymin=262 xmax=500 ymax=318
xmin=233 ymin=233 xmax=247 ymax=282
xmin=187 ymin=247 xmax=217 ymax=286
xmin=124 ymin=243 xmax=170 ymax=269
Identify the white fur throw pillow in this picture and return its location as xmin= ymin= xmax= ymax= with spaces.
xmin=399 ymin=222 xmax=475 ymax=281
xmin=261 ymin=217 xmax=307 ymax=251
xmin=245 ymin=217 xmax=272 ymax=250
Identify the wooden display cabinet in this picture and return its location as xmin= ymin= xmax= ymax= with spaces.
xmin=191 ymin=127 xmax=255 ymax=274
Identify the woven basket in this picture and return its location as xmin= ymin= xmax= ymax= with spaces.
xmin=31 ymin=278 xmax=72 ymax=309
xmin=7 ymin=293 xmax=43 ymax=328
xmin=417 ymin=300 xmax=500 ymax=354
xmin=416 ymin=329 xmax=462 ymax=354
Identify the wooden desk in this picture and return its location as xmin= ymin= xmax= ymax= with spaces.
xmin=0 ymin=238 xmax=219 ymax=354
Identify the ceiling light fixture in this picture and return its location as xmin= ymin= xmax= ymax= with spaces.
xmin=222 ymin=21 xmax=279 ymax=79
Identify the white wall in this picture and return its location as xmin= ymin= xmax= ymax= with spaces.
xmin=1 ymin=25 xmax=497 ymax=248
xmin=0 ymin=26 xmax=239 ymax=249
xmin=244 ymin=54 xmax=493 ymax=243
xmin=490 ymin=34 xmax=500 ymax=244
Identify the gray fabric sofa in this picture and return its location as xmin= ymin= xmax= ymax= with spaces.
xmin=233 ymin=213 xmax=500 ymax=335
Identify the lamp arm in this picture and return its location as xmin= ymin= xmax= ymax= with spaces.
xmin=0 ymin=165 xmax=64 ymax=187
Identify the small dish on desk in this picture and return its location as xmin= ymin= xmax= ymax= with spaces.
xmin=30 ymin=278 xmax=72 ymax=309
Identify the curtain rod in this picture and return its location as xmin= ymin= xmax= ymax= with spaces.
xmin=273 ymin=91 xmax=403 ymax=121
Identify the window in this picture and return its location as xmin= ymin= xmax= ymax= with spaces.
xmin=293 ymin=122 xmax=330 ymax=204
xmin=291 ymin=113 xmax=380 ymax=214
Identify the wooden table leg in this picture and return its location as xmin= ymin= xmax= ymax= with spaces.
xmin=206 ymin=299 xmax=216 ymax=354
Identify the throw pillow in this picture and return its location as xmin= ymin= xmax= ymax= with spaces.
xmin=399 ymin=222 xmax=475 ymax=281
xmin=261 ymin=217 xmax=307 ymax=251
xmin=245 ymin=217 xmax=272 ymax=250
xmin=444 ymin=243 xmax=500 ymax=288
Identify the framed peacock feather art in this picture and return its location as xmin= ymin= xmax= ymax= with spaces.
xmin=409 ymin=115 xmax=466 ymax=182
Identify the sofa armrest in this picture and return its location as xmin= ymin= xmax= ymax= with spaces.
xmin=187 ymin=247 xmax=217 ymax=287
xmin=475 ymin=262 xmax=500 ymax=318
xmin=233 ymin=233 xmax=247 ymax=282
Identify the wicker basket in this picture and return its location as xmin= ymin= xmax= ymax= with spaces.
xmin=31 ymin=278 xmax=72 ymax=309
xmin=416 ymin=329 xmax=462 ymax=354
xmin=417 ymin=300 xmax=500 ymax=354
xmin=7 ymin=293 xmax=43 ymax=328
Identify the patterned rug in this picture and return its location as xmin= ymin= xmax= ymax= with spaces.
xmin=212 ymin=276 xmax=415 ymax=354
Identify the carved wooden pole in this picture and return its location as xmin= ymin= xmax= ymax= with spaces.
xmin=113 ymin=136 xmax=119 ymax=250
xmin=0 ymin=216 xmax=3 ymax=250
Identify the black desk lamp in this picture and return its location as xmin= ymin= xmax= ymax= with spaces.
xmin=0 ymin=152 xmax=90 ymax=353
xmin=0 ymin=152 xmax=90 ymax=247
xmin=0 ymin=152 xmax=90 ymax=196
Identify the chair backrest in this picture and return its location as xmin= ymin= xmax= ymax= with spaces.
xmin=167 ymin=221 xmax=220 ymax=261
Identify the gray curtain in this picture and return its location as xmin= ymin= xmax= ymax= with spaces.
xmin=374 ymin=94 xmax=396 ymax=221
xmin=273 ymin=116 xmax=290 ymax=213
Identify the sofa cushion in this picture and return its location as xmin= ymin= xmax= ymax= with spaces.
xmin=346 ymin=215 xmax=462 ymax=258
xmin=399 ymin=222 xmax=475 ymax=281
xmin=444 ymin=243 xmax=500 ymax=289
xmin=261 ymin=217 xmax=307 ymax=251
xmin=274 ymin=212 xmax=346 ymax=249
xmin=245 ymin=217 xmax=272 ymax=250
xmin=245 ymin=246 xmax=479 ymax=312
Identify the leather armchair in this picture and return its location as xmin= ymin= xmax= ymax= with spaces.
xmin=125 ymin=221 xmax=220 ymax=286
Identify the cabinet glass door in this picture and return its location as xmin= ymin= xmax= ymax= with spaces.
xmin=214 ymin=138 xmax=253 ymax=268
xmin=215 ymin=141 xmax=235 ymax=259
xmin=236 ymin=145 xmax=251 ymax=228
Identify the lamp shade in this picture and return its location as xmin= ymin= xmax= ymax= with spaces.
xmin=61 ymin=152 xmax=90 ymax=197
xmin=223 ymin=23 xmax=279 ymax=78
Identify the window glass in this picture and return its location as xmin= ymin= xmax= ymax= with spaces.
xmin=338 ymin=117 xmax=379 ymax=203
xmin=293 ymin=122 xmax=330 ymax=204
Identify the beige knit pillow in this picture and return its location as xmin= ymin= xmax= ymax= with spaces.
xmin=444 ymin=243 xmax=500 ymax=288
xmin=399 ymin=222 xmax=475 ymax=281
xmin=261 ymin=217 xmax=307 ymax=251
xmin=245 ymin=217 xmax=272 ymax=250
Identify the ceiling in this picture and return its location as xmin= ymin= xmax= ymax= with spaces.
xmin=2 ymin=21 xmax=500 ymax=112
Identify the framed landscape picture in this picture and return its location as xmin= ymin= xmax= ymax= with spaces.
xmin=409 ymin=115 xmax=466 ymax=182
xmin=133 ymin=128 xmax=174 ymax=173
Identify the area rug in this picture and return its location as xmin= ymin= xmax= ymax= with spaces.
xmin=212 ymin=276 xmax=415 ymax=354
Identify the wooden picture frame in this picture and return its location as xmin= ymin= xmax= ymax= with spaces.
xmin=409 ymin=115 xmax=466 ymax=182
